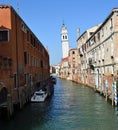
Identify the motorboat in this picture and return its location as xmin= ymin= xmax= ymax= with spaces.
xmin=51 ymin=77 xmax=57 ymax=84
xmin=31 ymin=90 xmax=48 ymax=102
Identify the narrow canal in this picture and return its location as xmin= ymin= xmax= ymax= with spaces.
xmin=0 ymin=77 xmax=118 ymax=130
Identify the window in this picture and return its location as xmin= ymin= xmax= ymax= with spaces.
xmin=3 ymin=57 xmax=7 ymax=69
xmin=73 ymin=69 xmax=75 ymax=74
xmin=30 ymin=34 xmax=33 ymax=45
xmin=14 ymin=74 xmax=17 ymax=88
xmin=31 ymin=56 xmax=33 ymax=66
xmin=72 ymin=51 xmax=75 ymax=54
xmin=0 ymin=30 xmax=9 ymax=42
xmin=106 ymin=48 xmax=108 ymax=52
xmin=33 ymin=38 xmax=36 ymax=47
xmin=24 ymin=51 xmax=27 ymax=64
xmin=0 ymin=56 xmax=3 ymax=69
xmin=27 ymin=30 xmax=30 ymax=41
xmin=102 ymin=28 xmax=104 ymax=37
xmin=73 ymin=57 xmax=75 ymax=62
xmin=8 ymin=58 xmax=12 ymax=68
xmin=24 ymin=73 xmax=27 ymax=84
xmin=28 ymin=53 xmax=30 ymax=65
xmin=93 ymin=36 xmax=96 ymax=43
xmin=41 ymin=60 xmax=43 ymax=68
xmin=98 ymin=32 xmax=100 ymax=41
xmin=110 ymin=18 xmax=113 ymax=30
xmin=90 ymin=32 xmax=93 ymax=36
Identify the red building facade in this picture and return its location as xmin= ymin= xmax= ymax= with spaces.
xmin=0 ymin=5 xmax=50 ymax=106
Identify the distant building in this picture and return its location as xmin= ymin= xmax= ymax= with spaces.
xmin=50 ymin=64 xmax=61 ymax=77
xmin=61 ymin=57 xmax=69 ymax=79
xmin=50 ymin=66 xmax=56 ymax=74
xmin=68 ymin=48 xmax=78 ymax=82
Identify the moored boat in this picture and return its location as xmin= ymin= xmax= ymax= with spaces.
xmin=31 ymin=90 xmax=48 ymax=102
xmin=52 ymin=77 xmax=57 ymax=84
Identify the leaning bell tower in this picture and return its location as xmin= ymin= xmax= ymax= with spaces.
xmin=61 ymin=23 xmax=69 ymax=58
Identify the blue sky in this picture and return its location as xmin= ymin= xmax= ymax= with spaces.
xmin=1 ymin=0 xmax=118 ymax=65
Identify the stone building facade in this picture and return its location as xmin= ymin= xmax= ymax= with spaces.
xmin=60 ymin=8 xmax=118 ymax=96
xmin=77 ymin=8 xmax=118 ymax=94
xmin=77 ymin=25 xmax=101 ymax=84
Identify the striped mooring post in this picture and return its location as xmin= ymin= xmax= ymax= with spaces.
xmin=105 ymin=80 xmax=108 ymax=101
xmin=114 ymin=81 xmax=117 ymax=106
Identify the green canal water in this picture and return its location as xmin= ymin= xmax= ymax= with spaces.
xmin=0 ymin=77 xmax=118 ymax=130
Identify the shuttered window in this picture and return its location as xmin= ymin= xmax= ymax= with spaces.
xmin=0 ymin=30 xmax=9 ymax=41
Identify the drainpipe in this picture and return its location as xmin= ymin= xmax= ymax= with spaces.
xmin=97 ymin=69 xmax=99 ymax=89
xmin=15 ymin=13 xmax=19 ymax=102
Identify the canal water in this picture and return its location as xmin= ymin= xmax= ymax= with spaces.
xmin=0 ymin=77 xmax=118 ymax=130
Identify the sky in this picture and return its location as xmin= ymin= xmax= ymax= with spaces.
xmin=0 ymin=0 xmax=118 ymax=65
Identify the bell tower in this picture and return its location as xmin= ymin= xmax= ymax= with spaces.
xmin=61 ymin=23 xmax=69 ymax=58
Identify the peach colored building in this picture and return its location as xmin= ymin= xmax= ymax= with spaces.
xmin=0 ymin=5 xmax=50 ymax=107
xmin=61 ymin=57 xmax=69 ymax=79
xmin=68 ymin=48 xmax=78 ymax=82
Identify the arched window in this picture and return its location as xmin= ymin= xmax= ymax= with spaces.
xmin=65 ymin=35 xmax=67 ymax=39
xmin=72 ymin=51 xmax=75 ymax=54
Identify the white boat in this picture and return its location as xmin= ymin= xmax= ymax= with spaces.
xmin=67 ymin=77 xmax=70 ymax=80
xmin=31 ymin=90 xmax=48 ymax=102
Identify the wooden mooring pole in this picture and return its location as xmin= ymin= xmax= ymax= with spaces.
xmin=7 ymin=94 xmax=14 ymax=119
